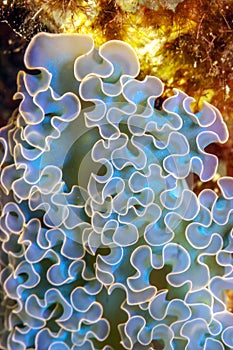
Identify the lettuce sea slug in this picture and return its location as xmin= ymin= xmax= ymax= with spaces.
xmin=1 ymin=32 xmax=233 ymax=349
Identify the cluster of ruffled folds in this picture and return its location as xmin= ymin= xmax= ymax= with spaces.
xmin=1 ymin=33 xmax=233 ymax=349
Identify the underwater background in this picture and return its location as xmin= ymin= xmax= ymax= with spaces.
xmin=1 ymin=1 xmax=233 ymax=349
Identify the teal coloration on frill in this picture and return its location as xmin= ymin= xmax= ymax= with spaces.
xmin=0 ymin=33 xmax=233 ymax=349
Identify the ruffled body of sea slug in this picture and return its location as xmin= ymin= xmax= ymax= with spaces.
xmin=0 ymin=33 xmax=233 ymax=349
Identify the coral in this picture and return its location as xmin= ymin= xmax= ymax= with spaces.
xmin=1 ymin=32 xmax=233 ymax=349
xmin=116 ymin=0 xmax=185 ymax=12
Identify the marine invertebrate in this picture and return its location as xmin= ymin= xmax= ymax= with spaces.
xmin=1 ymin=32 xmax=233 ymax=349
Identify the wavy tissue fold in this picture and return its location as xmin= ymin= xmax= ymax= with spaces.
xmin=1 ymin=33 xmax=233 ymax=349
